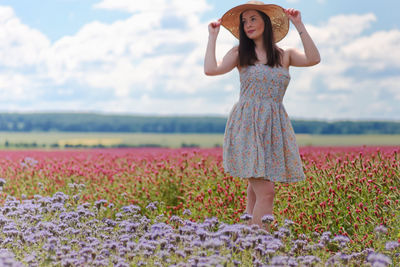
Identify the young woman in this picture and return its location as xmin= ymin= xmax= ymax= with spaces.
xmin=204 ymin=1 xmax=320 ymax=228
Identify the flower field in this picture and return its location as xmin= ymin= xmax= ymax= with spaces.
xmin=0 ymin=146 xmax=399 ymax=266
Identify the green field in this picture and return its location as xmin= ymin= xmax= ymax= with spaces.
xmin=0 ymin=132 xmax=399 ymax=148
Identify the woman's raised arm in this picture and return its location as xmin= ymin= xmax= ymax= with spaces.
xmin=284 ymin=8 xmax=320 ymax=67
xmin=204 ymin=19 xmax=238 ymax=76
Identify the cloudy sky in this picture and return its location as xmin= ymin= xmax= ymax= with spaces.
xmin=0 ymin=0 xmax=399 ymax=120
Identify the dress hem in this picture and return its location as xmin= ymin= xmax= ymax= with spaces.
xmin=224 ymin=170 xmax=305 ymax=183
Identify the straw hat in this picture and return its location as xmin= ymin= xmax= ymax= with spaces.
xmin=221 ymin=1 xmax=289 ymax=43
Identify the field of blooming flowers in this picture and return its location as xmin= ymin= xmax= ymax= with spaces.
xmin=0 ymin=146 xmax=399 ymax=266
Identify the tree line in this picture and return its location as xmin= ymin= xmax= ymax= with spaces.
xmin=1 ymin=113 xmax=400 ymax=134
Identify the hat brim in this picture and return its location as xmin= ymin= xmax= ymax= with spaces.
xmin=221 ymin=4 xmax=289 ymax=43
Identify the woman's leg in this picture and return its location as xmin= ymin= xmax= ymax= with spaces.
xmin=245 ymin=181 xmax=256 ymax=215
xmin=248 ymin=178 xmax=275 ymax=228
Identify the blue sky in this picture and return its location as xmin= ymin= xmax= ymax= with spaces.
xmin=0 ymin=0 xmax=399 ymax=120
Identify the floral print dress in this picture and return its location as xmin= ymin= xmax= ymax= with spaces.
xmin=223 ymin=64 xmax=305 ymax=183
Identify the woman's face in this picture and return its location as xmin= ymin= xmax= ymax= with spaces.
xmin=241 ymin=10 xmax=265 ymax=40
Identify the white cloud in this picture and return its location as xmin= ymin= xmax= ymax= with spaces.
xmin=341 ymin=29 xmax=400 ymax=70
xmin=278 ymin=13 xmax=400 ymax=119
xmin=0 ymin=6 xmax=50 ymax=68
xmin=40 ymin=0 xmax=218 ymax=98
xmin=0 ymin=72 xmax=36 ymax=100
xmin=307 ymin=13 xmax=376 ymax=46
xmin=94 ymin=0 xmax=211 ymax=17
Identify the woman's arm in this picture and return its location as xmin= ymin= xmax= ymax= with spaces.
xmin=284 ymin=8 xmax=321 ymax=67
xmin=204 ymin=19 xmax=238 ymax=76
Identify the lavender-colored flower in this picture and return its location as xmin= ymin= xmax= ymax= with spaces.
xmin=73 ymin=194 xmax=80 ymax=203
xmin=319 ymin=231 xmax=331 ymax=244
xmin=374 ymin=225 xmax=388 ymax=234
xmin=156 ymin=250 xmax=170 ymax=261
xmin=0 ymin=249 xmax=24 ymax=266
xmin=183 ymin=209 xmax=192 ymax=216
xmin=95 ymin=199 xmax=108 ymax=209
xmin=297 ymin=255 xmax=321 ymax=265
xmin=121 ymin=205 xmax=141 ymax=214
xmin=0 ymin=178 xmax=6 ymax=186
xmin=333 ymin=235 xmax=350 ymax=244
xmin=278 ymin=226 xmax=290 ymax=237
xmin=385 ymin=241 xmax=399 ymax=251
xmin=204 ymin=216 xmax=219 ymax=227
xmin=146 ymin=202 xmax=157 ymax=211
xmin=367 ymin=252 xmax=392 ymax=266
xmin=270 ymin=255 xmax=298 ymax=266
xmin=51 ymin=192 xmax=69 ymax=203
xmin=170 ymin=215 xmax=183 ymax=225
xmin=240 ymin=213 xmax=253 ymax=222
xmin=283 ymin=219 xmax=294 ymax=226
xmin=261 ymin=214 xmax=274 ymax=224
xmin=80 ymin=247 xmax=97 ymax=260
xmin=103 ymin=218 xmax=117 ymax=227
xmin=196 ymin=228 xmax=208 ymax=241
xmin=291 ymin=239 xmax=307 ymax=251
xmin=250 ymin=224 xmax=260 ymax=232
xmin=266 ymin=238 xmax=284 ymax=252
xmin=204 ymin=238 xmax=224 ymax=249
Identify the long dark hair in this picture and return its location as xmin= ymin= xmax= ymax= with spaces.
xmin=238 ymin=10 xmax=283 ymax=67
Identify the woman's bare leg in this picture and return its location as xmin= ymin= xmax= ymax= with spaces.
xmin=245 ymin=181 xmax=256 ymax=215
xmin=248 ymin=178 xmax=275 ymax=228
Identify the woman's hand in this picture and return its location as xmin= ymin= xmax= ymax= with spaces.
xmin=284 ymin=8 xmax=302 ymax=26
xmin=208 ymin=19 xmax=221 ymax=38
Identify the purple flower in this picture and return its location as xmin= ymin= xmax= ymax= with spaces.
xmin=204 ymin=217 xmax=219 ymax=227
xmin=183 ymin=209 xmax=192 ymax=216
xmin=261 ymin=214 xmax=274 ymax=224
xmin=283 ymin=219 xmax=294 ymax=226
xmin=374 ymin=225 xmax=388 ymax=234
xmin=51 ymin=191 xmax=69 ymax=203
xmin=73 ymin=194 xmax=80 ymax=203
xmin=156 ymin=250 xmax=170 ymax=261
xmin=95 ymin=199 xmax=108 ymax=209
xmin=0 ymin=178 xmax=6 ymax=186
xmin=204 ymin=238 xmax=224 ymax=249
xmin=278 ymin=227 xmax=290 ymax=237
xmin=319 ymin=231 xmax=331 ymax=244
xmin=291 ymin=239 xmax=307 ymax=251
xmin=385 ymin=241 xmax=399 ymax=251
xmin=80 ymin=247 xmax=97 ymax=260
xmin=270 ymin=256 xmax=298 ymax=266
xmin=196 ymin=229 xmax=208 ymax=241
xmin=103 ymin=218 xmax=117 ymax=227
xmin=170 ymin=215 xmax=183 ymax=225
xmin=240 ymin=213 xmax=252 ymax=222
xmin=266 ymin=238 xmax=284 ymax=252
xmin=297 ymin=255 xmax=321 ymax=265
xmin=146 ymin=201 xmax=158 ymax=211
xmin=121 ymin=205 xmax=141 ymax=214
xmin=0 ymin=249 xmax=24 ymax=266
xmin=367 ymin=252 xmax=392 ymax=266
xmin=333 ymin=235 xmax=351 ymax=246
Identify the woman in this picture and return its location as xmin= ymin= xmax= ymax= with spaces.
xmin=204 ymin=1 xmax=320 ymax=228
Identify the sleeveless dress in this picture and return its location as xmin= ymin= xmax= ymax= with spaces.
xmin=223 ymin=64 xmax=305 ymax=183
